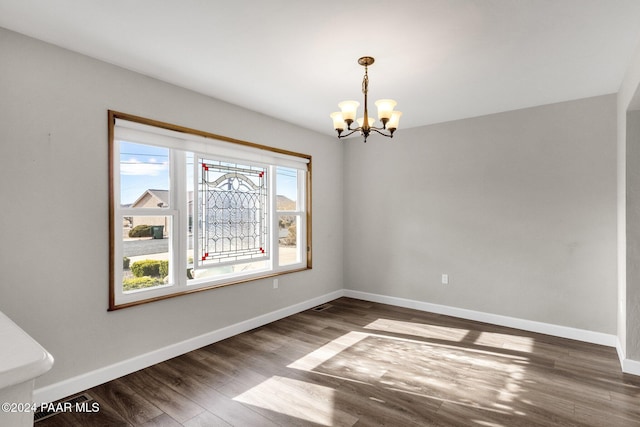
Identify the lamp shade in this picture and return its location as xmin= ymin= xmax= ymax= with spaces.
xmin=338 ymin=100 xmax=359 ymax=122
xmin=387 ymin=111 xmax=402 ymax=130
xmin=375 ymin=99 xmax=397 ymax=121
xmin=330 ymin=112 xmax=345 ymax=130
xmin=356 ymin=116 xmax=375 ymax=128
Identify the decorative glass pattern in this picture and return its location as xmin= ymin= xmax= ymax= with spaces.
xmin=199 ymin=159 xmax=268 ymax=264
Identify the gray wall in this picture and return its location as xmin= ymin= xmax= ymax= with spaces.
xmin=344 ymin=95 xmax=618 ymax=334
xmin=619 ymin=38 xmax=640 ymax=366
xmin=627 ymin=109 xmax=640 ymax=359
xmin=0 ymin=28 xmax=344 ymax=388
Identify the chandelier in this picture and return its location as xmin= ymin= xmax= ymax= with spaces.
xmin=330 ymin=56 xmax=402 ymax=142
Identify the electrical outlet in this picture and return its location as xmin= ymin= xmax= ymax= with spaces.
xmin=273 ymin=278 xmax=279 ymax=289
xmin=441 ymin=274 xmax=449 ymax=285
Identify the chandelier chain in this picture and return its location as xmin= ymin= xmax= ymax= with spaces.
xmin=362 ymin=66 xmax=369 ymax=95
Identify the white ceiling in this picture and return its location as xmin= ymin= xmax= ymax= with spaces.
xmin=2 ymin=0 xmax=640 ymax=136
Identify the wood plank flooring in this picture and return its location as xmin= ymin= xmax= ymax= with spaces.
xmin=36 ymin=297 xmax=640 ymax=426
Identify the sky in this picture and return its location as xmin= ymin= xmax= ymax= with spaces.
xmin=119 ymin=141 xmax=169 ymax=205
xmin=119 ymin=141 xmax=299 ymax=205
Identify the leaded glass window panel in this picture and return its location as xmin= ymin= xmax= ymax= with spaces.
xmin=197 ymin=159 xmax=269 ymax=266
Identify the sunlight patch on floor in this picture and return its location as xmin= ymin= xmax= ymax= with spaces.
xmin=283 ymin=318 xmax=537 ymax=424
xmin=474 ymin=420 xmax=506 ymax=427
xmin=364 ymin=318 xmax=535 ymax=353
xmin=233 ymin=375 xmax=358 ymax=426
xmin=287 ymin=331 xmax=368 ymax=371
xmin=364 ymin=318 xmax=470 ymax=341
xmin=476 ymin=332 xmax=535 ymax=353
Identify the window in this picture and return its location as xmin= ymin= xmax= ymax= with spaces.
xmin=109 ymin=111 xmax=311 ymax=310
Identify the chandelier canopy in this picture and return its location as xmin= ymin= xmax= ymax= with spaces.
xmin=330 ymin=56 xmax=402 ymax=142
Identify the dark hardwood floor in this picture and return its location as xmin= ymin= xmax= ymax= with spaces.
xmin=36 ymin=297 xmax=640 ymax=426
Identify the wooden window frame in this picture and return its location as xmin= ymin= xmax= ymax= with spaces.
xmin=108 ymin=111 xmax=312 ymax=310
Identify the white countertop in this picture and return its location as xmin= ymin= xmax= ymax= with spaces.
xmin=0 ymin=311 xmax=54 ymax=389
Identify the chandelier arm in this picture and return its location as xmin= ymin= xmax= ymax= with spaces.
xmin=337 ymin=128 xmax=363 ymax=139
xmin=370 ymin=128 xmax=393 ymax=138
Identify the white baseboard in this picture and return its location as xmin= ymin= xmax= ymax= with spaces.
xmin=344 ymin=289 xmax=618 ymax=347
xmin=617 ymin=339 xmax=640 ymax=375
xmin=622 ymin=357 xmax=640 ymax=375
xmin=617 ymin=338 xmax=626 ymax=366
xmin=34 ymin=289 xmax=344 ymax=404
